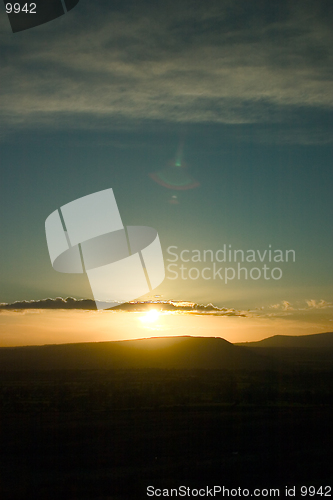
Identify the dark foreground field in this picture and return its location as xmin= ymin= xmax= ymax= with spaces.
xmin=1 ymin=368 xmax=333 ymax=499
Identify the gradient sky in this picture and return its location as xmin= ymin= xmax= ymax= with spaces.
xmin=0 ymin=0 xmax=332 ymax=345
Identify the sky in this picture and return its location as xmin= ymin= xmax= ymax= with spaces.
xmin=0 ymin=0 xmax=332 ymax=345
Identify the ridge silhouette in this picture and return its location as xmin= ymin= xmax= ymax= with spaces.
xmin=0 ymin=335 xmax=270 ymax=371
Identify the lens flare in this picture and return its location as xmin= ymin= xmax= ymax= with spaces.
xmin=149 ymin=134 xmax=200 ymax=193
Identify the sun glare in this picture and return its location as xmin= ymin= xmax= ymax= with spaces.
xmin=140 ymin=309 xmax=160 ymax=324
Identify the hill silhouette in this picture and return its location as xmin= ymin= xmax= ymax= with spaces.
xmin=1 ymin=332 xmax=333 ymax=372
xmin=236 ymin=331 xmax=333 ymax=348
xmin=236 ymin=331 xmax=333 ymax=369
xmin=1 ymin=334 xmax=333 ymax=499
xmin=0 ymin=336 xmax=270 ymax=371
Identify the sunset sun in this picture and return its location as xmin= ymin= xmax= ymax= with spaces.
xmin=139 ymin=309 xmax=160 ymax=324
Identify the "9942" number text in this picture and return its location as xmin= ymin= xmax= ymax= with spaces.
xmin=6 ymin=3 xmax=36 ymax=14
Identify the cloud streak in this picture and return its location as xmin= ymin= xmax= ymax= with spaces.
xmin=2 ymin=296 xmax=332 ymax=320
xmin=0 ymin=297 xmax=248 ymax=316
xmin=1 ymin=0 xmax=332 ymax=142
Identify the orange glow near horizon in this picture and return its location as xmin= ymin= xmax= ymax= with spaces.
xmin=0 ymin=308 xmax=331 ymax=347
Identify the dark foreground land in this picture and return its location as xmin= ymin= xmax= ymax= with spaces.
xmin=1 ymin=368 xmax=333 ymax=499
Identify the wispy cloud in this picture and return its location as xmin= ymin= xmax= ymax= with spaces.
xmin=269 ymin=300 xmax=294 ymax=311
xmin=264 ymin=299 xmax=333 ymax=319
xmin=306 ymin=299 xmax=333 ymax=309
xmin=269 ymin=299 xmax=333 ymax=312
xmin=1 ymin=0 xmax=332 ymax=142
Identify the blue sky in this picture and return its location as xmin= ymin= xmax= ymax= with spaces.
xmin=0 ymin=0 xmax=332 ymax=343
